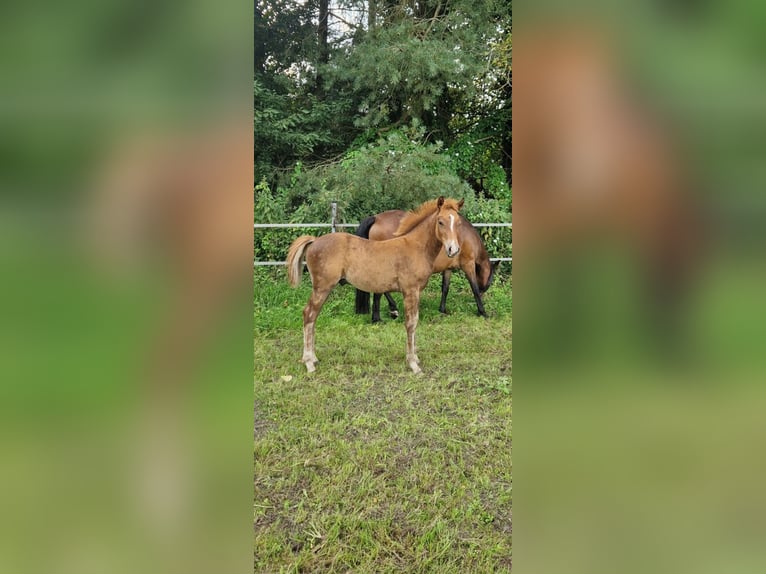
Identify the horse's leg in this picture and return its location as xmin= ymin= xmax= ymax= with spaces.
xmin=439 ymin=270 xmax=452 ymax=314
xmin=463 ymin=265 xmax=487 ymax=317
xmin=384 ymin=293 xmax=399 ymax=319
xmin=302 ymin=287 xmax=331 ymax=372
xmin=372 ymin=293 xmax=382 ymax=323
xmin=403 ymin=290 xmax=422 ymax=374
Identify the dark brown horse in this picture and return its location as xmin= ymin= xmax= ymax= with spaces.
xmin=354 ymin=210 xmax=497 ymax=321
xmin=287 ymin=197 xmax=464 ymax=374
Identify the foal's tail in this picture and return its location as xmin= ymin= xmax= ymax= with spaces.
xmin=286 ymin=235 xmax=315 ymax=287
xmin=353 ymin=215 xmax=377 ymax=314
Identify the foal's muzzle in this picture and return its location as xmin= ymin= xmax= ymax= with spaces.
xmin=445 ymin=242 xmax=460 ymax=258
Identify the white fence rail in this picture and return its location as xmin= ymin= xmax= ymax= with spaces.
xmin=255 ymin=221 xmax=511 ymax=266
xmin=253 ymin=222 xmax=512 ymax=229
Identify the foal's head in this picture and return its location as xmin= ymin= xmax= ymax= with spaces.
xmin=434 ymin=196 xmax=464 ymax=258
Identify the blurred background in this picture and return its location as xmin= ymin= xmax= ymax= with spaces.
xmin=0 ymin=1 xmax=252 ymax=572
xmin=515 ymin=1 xmax=766 ymax=573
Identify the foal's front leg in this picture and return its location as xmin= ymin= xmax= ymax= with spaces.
xmin=403 ymin=290 xmax=422 ymax=374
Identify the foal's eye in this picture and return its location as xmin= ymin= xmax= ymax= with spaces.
xmin=438 ymin=220 xmax=444 ymax=226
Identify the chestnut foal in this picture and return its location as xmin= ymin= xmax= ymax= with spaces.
xmin=287 ymin=197 xmax=463 ymax=374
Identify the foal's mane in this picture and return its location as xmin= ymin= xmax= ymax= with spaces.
xmin=394 ymin=198 xmax=461 ymax=236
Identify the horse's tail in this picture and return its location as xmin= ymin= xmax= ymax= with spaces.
xmin=355 ymin=215 xmax=377 ymax=240
xmin=286 ymin=235 xmax=315 ymax=287
xmin=471 ymin=221 xmax=498 ymax=293
xmin=478 ymin=257 xmax=500 ymax=294
xmin=466 ymin=219 xmax=497 ymax=294
xmin=353 ymin=215 xmax=377 ymax=314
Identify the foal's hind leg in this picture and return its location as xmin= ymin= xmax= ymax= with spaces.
xmin=302 ymin=287 xmax=331 ymax=372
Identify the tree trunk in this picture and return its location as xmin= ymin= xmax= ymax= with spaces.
xmin=318 ymin=0 xmax=329 ymax=65
xmin=316 ymin=0 xmax=329 ymax=94
xmin=368 ymin=0 xmax=376 ymax=30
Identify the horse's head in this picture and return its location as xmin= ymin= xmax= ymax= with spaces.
xmin=435 ymin=196 xmax=464 ymax=258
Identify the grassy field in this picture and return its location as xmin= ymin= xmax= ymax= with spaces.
xmin=254 ymin=266 xmax=512 ymax=573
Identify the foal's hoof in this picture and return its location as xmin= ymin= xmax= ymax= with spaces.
xmin=408 ymin=361 xmax=422 ymax=375
xmin=304 ymin=361 xmax=316 ymax=373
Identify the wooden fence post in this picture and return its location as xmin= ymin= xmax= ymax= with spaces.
xmin=331 ymin=202 xmax=337 ymax=233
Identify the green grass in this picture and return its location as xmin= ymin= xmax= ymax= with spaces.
xmin=254 ymin=267 xmax=512 ymax=573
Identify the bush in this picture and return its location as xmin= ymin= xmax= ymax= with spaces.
xmin=449 ymin=134 xmax=512 ymax=206
xmin=254 ymin=178 xmax=322 ymax=262
xmin=254 ymin=128 xmax=512 ymax=264
xmin=282 ymin=128 xmax=475 ymax=223
xmin=463 ymin=194 xmax=512 ymax=262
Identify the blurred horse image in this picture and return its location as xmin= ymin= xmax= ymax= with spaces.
xmin=88 ymin=122 xmax=253 ymax=388
xmin=514 ymin=27 xmax=705 ymax=357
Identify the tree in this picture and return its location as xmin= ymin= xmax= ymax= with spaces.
xmin=254 ymin=0 xmax=512 ymax=200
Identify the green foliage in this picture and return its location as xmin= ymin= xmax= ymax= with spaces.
xmin=254 ymin=78 xmax=352 ymax=184
xmin=463 ymin=194 xmax=512 ymax=261
xmin=450 ymin=134 xmax=512 ymax=203
xmin=332 ymin=26 xmax=475 ymax=133
xmin=254 ymin=178 xmax=321 ymax=262
xmin=254 ymin=0 xmax=317 ymax=74
xmin=254 ymin=0 xmax=512 ymax=262
xmin=328 ymin=0 xmax=510 ymax=144
xmin=255 ymin=127 xmax=512 ymax=263
xmin=282 ymin=128 xmax=475 ymax=223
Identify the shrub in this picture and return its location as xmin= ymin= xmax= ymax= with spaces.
xmin=283 ymin=128 xmax=474 ymax=224
xmin=254 ymin=129 xmax=512 ymax=265
xmin=254 ymin=178 xmax=320 ymax=262
xmin=463 ymin=194 xmax=512 ymax=262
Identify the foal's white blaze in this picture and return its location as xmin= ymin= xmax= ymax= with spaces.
xmin=445 ymin=213 xmax=460 ymax=258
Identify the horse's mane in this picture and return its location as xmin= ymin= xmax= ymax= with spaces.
xmin=394 ymin=198 xmax=462 ymax=236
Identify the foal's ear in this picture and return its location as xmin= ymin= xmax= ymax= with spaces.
xmin=437 ymin=196 xmax=445 ymax=208
xmin=457 ymin=198 xmax=465 ymax=210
